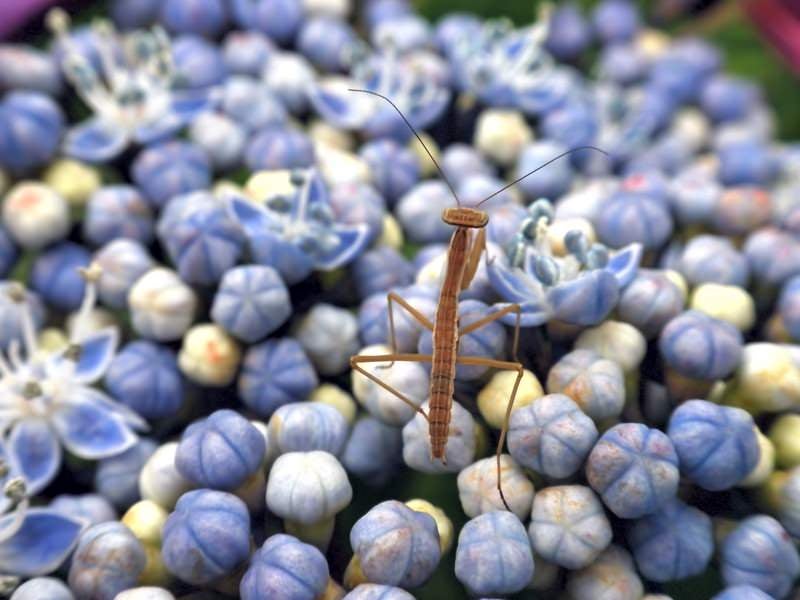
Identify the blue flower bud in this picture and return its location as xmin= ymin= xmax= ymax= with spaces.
xmin=230 ymin=0 xmax=304 ymax=45
xmin=718 ymin=141 xmax=777 ymax=187
xmin=357 ymin=285 xmax=438 ymax=352
xmin=31 ymin=242 xmax=91 ymax=311
xmin=329 ymin=182 xmax=386 ymax=243
xmin=514 ymin=141 xmax=574 ymax=202
xmin=546 ymin=349 xmax=625 ymax=421
xmin=360 ymin=139 xmax=421 ymax=206
xmin=266 ymin=451 xmax=352 ymax=524
xmin=176 ymin=409 xmax=266 ymax=490
xmin=668 ymin=400 xmax=759 ymax=491
xmin=51 ymin=493 xmax=117 ymax=527
xmin=94 ymin=438 xmax=157 ymax=509
xmin=0 ymin=44 xmax=62 ymax=96
xmin=0 ymin=91 xmax=64 ymax=175
xmin=131 ymin=141 xmax=211 ymax=208
xmin=239 ymin=338 xmax=319 ymax=417
xmin=343 ymin=584 xmax=415 ymax=600
xmin=700 ymin=75 xmax=760 ymax=123
xmin=10 ymin=577 xmax=73 ymax=600
xmin=508 ymin=393 xmax=598 ymax=478
xmin=659 ymin=310 xmax=743 ymax=381
xmin=586 ymin=423 xmax=679 ymax=519
xmin=93 ymin=239 xmax=154 ymax=310
xmin=440 ymin=144 xmax=493 ymax=188
xmin=269 ymin=402 xmax=349 ymax=456
xmin=592 ymin=0 xmax=640 ymax=42
xmin=160 ymin=0 xmax=228 ymax=38
xmin=221 ymin=76 xmax=287 ymax=132
xmin=109 ymin=0 xmax=160 ymax=28
xmin=396 ymin=181 xmax=455 ymax=244
xmin=594 ymin=191 xmax=673 ymax=250
xmin=171 ymin=34 xmax=228 ymax=89
xmin=712 ymin=187 xmax=771 ymax=236
xmin=84 ymin=185 xmax=154 ymax=247
xmin=598 ymin=42 xmax=647 ymax=85
xmin=455 ymin=511 xmax=533 ymax=597
xmin=678 ymin=234 xmax=749 ymax=287
xmin=351 ymin=500 xmax=441 ymax=588
xmin=211 ymin=265 xmax=291 ymax=343
xmin=778 ymin=275 xmax=800 ymax=341
xmin=342 ymin=416 xmax=403 ymax=486
xmin=617 ymin=269 xmax=685 ymax=339
xmin=68 ymin=522 xmax=147 ymax=600
xmin=744 ymin=227 xmax=800 ymax=287
xmin=245 ymin=125 xmax=315 ymax=171
xmin=721 ymin=515 xmax=800 ymax=599
xmin=189 ymin=112 xmax=247 ymax=171
xmin=566 ymin=545 xmax=644 ymax=600
xmin=162 ymin=490 xmax=251 ymax=585
xmin=402 ymin=400 xmax=476 ymax=473
xmin=240 ymin=534 xmax=329 ymax=600
xmin=352 ymin=247 xmax=415 ymax=299
xmin=104 ymin=341 xmax=183 ymax=419
xmin=627 ymin=498 xmax=713 ymax=582
xmin=298 ymin=16 xmax=358 ymax=72
xmin=529 ymin=485 xmax=612 ymax=569
xmin=545 ymin=3 xmax=592 ymax=61
xmin=222 ymin=30 xmax=273 ymax=76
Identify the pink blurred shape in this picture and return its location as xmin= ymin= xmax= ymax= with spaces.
xmin=746 ymin=0 xmax=800 ymax=74
xmin=0 ymin=0 xmax=62 ymax=39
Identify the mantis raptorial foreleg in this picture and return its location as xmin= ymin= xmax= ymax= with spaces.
xmin=381 ymin=292 xmax=434 ymax=369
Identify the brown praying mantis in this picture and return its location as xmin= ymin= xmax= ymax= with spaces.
xmin=348 ymin=88 xmax=605 ymax=509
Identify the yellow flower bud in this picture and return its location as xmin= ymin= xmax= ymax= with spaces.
xmin=0 ymin=169 xmax=7 ymax=195
xmin=547 ymin=218 xmax=596 ymax=257
xmin=43 ymin=158 xmax=101 ymax=206
xmin=37 ymin=328 xmax=68 ymax=355
xmin=770 ymin=414 xmax=800 ymax=468
xmin=739 ymin=429 xmax=775 ymax=488
xmin=308 ymin=119 xmax=354 ymax=152
xmin=344 ymin=555 xmax=367 ymax=590
xmin=213 ymin=180 xmax=246 ymax=198
xmin=178 ymin=324 xmax=242 ymax=387
xmin=122 ymin=500 xmax=169 ymax=546
xmin=734 ymin=343 xmax=800 ymax=413
xmin=378 ymin=213 xmax=404 ymax=250
xmin=663 ymin=270 xmax=688 ymax=301
xmin=138 ymin=544 xmax=172 ymax=587
xmin=405 ymin=499 xmax=454 ymax=554
xmin=575 ymin=320 xmax=646 ymax=372
xmin=758 ymin=470 xmax=789 ymax=513
xmin=636 ymin=28 xmax=671 ymax=59
xmin=315 ymin=142 xmax=371 ymax=187
xmin=284 ymin=516 xmax=336 ymax=553
xmin=311 ymin=383 xmax=357 ymax=425
xmin=234 ymin=471 xmax=267 ymax=515
xmin=477 ymin=369 xmax=543 ymax=430
xmin=690 ymin=283 xmax=755 ymax=331
xmin=245 ymin=170 xmax=294 ymax=202
xmin=474 ymin=109 xmax=532 ymax=167
xmin=319 ymin=578 xmax=347 ymax=600
xmin=409 ymin=132 xmax=441 ymax=177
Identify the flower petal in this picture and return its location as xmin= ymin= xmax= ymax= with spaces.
xmin=548 ymin=270 xmax=620 ymax=326
xmin=170 ymin=87 xmax=219 ymax=121
xmin=70 ymin=327 xmax=119 ymax=383
xmin=0 ymin=508 xmax=84 ymax=576
xmin=72 ymin=388 xmax=149 ymax=432
xmin=309 ymin=81 xmax=369 ymax=129
xmin=494 ymin=301 xmax=551 ymax=327
xmin=7 ymin=419 xmax=61 ymax=495
xmin=487 ymin=259 xmax=546 ymax=305
xmin=228 ymin=196 xmax=280 ymax=238
xmin=134 ymin=111 xmax=183 ymax=145
xmin=313 ymin=224 xmax=371 ymax=270
xmin=63 ymin=118 xmax=128 ymax=163
xmin=407 ymin=87 xmax=451 ymax=129
xmin=52 ymin=399 xmax=138 ymax=460
xmin=606 ymin=243 xmax=643 ymax=288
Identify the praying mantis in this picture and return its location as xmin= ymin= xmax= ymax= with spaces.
xmin=348 ymin=88 xmax=605 ymax=509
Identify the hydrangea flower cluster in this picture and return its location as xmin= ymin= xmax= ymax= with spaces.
xmin=0 ymin=0 xmax=799 ymax=598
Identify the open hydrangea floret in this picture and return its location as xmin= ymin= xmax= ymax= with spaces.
xmin=228 ymin=169 xmax=371 ymax=283
xmin=48 ymin=8 xmax=217 ymax=163
xmin=309 ymin=34 xmax=450 ymax=136
xmin=448 ymin=8 xmax=576 ymax=116
xmin=488 ymin=199 xmax=642 ymax=326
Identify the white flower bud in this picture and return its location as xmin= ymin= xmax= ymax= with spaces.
xmin=3 ymin=182 xmax=70 ymax=249
xmin=178 ymin=323 xmax=241 ymax=386
xmin=128 ymin=268 xmax=197 ymax=342
xmin=474 ymin=109 xmax=532 ymax=167
xmin=138 ymin=443 xmax=193 ymax=510
xmin=575 ymin=320 xmax=647 ymax=372
xmin=690 ymin=283 xmax=755 ymax=331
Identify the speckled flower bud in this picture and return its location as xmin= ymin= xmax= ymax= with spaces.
xmin=508 ymin=393 xmax=598 ymax=478
xmin=566 ymin=545 xmax=644 ymax=600
xmin=575 ymin=320 xmax=646 ymax=372
xmin=529 ymin=485 xmax=612 ymax=569
xmin=176 ymin=409 xmax=265 ymax=490
xmin=458 ymin=455 xmax=534 ymax=521
xmin=351 ymin=500 xmax=441 ymax=588
xmin=617 ymin=269 xmax=685 ymax=339
xmin=10 ymin=577 xmax=73 ymax=600
xmin=68 ymin=522 xmax=147 ymax=600
xmin=587 ymin=423 xmax=679 ymax=519
xmin=122 ymin=500 xmax=169 ymax=548
xmin=402 ymin=400 xmax=476 ymax=473
xmin=691 ymin=283 xmax=755 ymax=332
xmin=311 ymin=384 xmax=357 ymax=425
xmin=138 ymin=442 xmax=194 ymax=510
xmin=268 ymin=402 xmax=349 ymax=456
xmin=668 ymin=400 xmax=760 ymax=491
xmin=84 ymin=185 xmax=154 ymax=247
xmin=162 ymin=490 xmax=251 ymax=586
xmin=627 ymin=498 xmax=713 ymax=582
xmin=474 ymin=110 xmax=532 ymax=167
xmin=351 ymin=344 xmax=429 ymax=426
xmin=343 ymin=584 xmax=414 ymax=600
xmin=546 ymin=350 xmax=625 ymax=421
xmin=128 ymin=268 xmax=197 ymax=341
xmin=240 ymin=534 xmax=329 ymax=600
xmin=178 ymin=323 xmax=241 ymax=386
xmin=477 ymin=369 xmax=543 ymax=430
xmin=342 ymin=416 xmax=402 ymax=486
xmin=266 ymin=451 xmax=352 ymax=524
xmin=296 ymin=304 xmax=361 ymax=376
xmin=455 ymin=511 xmax=533 ymax=597
xmin=721 ymin=515 xmax=800 ymax=599
xmin=2 ymin=182 xmax=70 ymax=249
xmin=659 ymin=311 xmax=743 ymax=381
